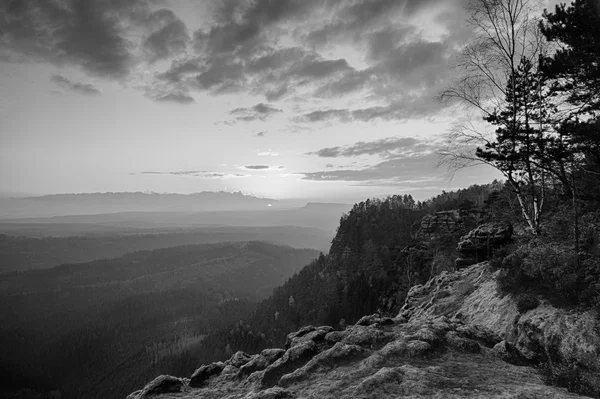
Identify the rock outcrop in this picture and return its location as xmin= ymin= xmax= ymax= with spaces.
xmin=418 ymin=210 xmax=463 ymax=237
xmin=129 ymin=262 xmax=598 ymax=399
xmin=455 ymin=222 xmax=513 ymax=268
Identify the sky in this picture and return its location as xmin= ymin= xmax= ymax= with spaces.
xmin=0 ymin=0 xmax=558 ymax=202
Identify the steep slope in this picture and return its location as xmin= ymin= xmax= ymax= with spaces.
xmin=128 ymin=262 xmax=597 ymax=398
xmin=179 ymin=197 xmax=429 ymax=365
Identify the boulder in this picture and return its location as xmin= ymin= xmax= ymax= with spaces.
xmin=259 ymin=340 xmax=319 ymax=388
xmin=189 ymin=361 xmax=225 ymax=388
xmin=355 ymin=313 xmax=394 ymax=327
xmin=287 ymin=326 xmax=333 ymax=348
xmin=455 ymin=222 xmax=512 ymax=268
xmin=227 ymin=351 xmax=254 ymax=368
xmin=239 ymin=348 xmax=286 ymax=376
xmin=128 ymin=375 xmax=186 ymax=399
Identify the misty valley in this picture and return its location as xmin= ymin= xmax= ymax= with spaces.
xmin=0 ymin=193 xmax=344 ymax=398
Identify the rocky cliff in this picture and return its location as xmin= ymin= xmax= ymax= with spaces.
xmin=128 ymin=262 xmax=599 ymax=399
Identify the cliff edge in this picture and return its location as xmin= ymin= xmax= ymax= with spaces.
xmin=128 ymin=262 xmax=599 ymax=398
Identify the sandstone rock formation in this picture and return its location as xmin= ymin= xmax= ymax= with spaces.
xmin=455 ymin=223 xmax=513 ymax=268
xmin=418 ymin=210 xmax=463 ymax=237
xmin=128 ymin=262 xmax=597 ymax=399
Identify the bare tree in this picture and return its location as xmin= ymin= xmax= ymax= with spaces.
xmin=438 ymin=0 xmax=552 ymax=234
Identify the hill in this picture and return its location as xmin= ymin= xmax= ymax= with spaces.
xmin=0 ymin=241 xmax=319 ymax=399
xmin=0 ymin=191 xmax=278 ymax=218
xmin=0 ymin=225 xmax=331 ymax=273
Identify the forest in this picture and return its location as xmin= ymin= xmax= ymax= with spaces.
xmin=0 ymin=242 xmax=318 ymax=399
xmin=0 ymin=225 xmax=331 ymax=273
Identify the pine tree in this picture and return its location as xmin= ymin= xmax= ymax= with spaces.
xmin=476 ymin=57 xmax=551 ymax=233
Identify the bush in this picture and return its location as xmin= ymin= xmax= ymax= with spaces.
xmin=495 ymin=239 xmax=600 ymax=309
xmin=515 ymin=293 xmax=540 ymax=313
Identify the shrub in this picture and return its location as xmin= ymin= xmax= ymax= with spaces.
xmin=495 ymin=239 xmax=600 ymax=309
xmin=515 ymin=293 xmax=540 ymax=313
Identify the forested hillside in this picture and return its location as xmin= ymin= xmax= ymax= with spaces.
xmin=0 ymin=242 xmax=318 ymax=399
xmin=175 ymin=192 xmax=490 ymax=367
xmin=0 ymin=225 xmax=331 ymax=273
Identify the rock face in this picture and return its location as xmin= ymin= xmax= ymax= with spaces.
xmin=128 ymin=262 xmax=599 ymax=399
xmin=455 ymin=223 xmax=513 ymax=268
xmin=418 ymin=210 xmax=462 ymax=237
xmin=401 ymin=262 xmax=600 ymax=396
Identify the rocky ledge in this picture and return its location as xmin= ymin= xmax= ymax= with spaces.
xmin=129 ymin=262 xmax=599 ymax=399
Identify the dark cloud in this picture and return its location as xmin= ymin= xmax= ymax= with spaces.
xmin=305 ymin=0 xmax=440 ymax=47
xmin=151 ymin=0 xmax=459 ymax=115
xmin=300 ymin=153 xmax=441 ymax=184
xmin=1 ymin=0 xmax=467 ymax=118
xmin=301 ymin=134 xmax=445 ymax=185
xmin=143 ymin=9 xmax=190 ymax=62
xmin=0 ymin=0 xmax=147 ymax=78
xmin=193 ymin=0 xmax=327 ymax=56
xmin=296 ymin=95 xmax=440 ymax=123
xmin=140 ymin=170 xmax=247 ymax=178
xmin=51 ymin=75 xmax=101 ymax=96
xmin=255 ymin=131 xmax=267 ymax=137
xmin=244 ymin=165 xmax=270 ymax=170
xmin=309 ymin=137 xmax=431 ymax=158
xmin=296 ymin=109 xmax=352 ymax=123
xmin=230 ymin=103 xmax=282 ymax=122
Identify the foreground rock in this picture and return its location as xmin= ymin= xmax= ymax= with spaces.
xmin=129 ymin=262 xmax=598 ymax=399
xmin=401 ymin=261 xmax=600 ymax=396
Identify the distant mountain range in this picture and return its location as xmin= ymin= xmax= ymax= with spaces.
xmin=0 ymin=192 xmax=281 ymax=218
xmin=0 ymin=194 xmax=353 ymax=234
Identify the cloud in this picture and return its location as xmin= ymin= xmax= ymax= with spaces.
xmin=1 ymin=0 xmax=469 ymax=116
xmin=151 ymin=92 xmax=195 ymax=104
xmin=295 ymin=96 xmax=441 ymax=123
xmin=255 ymin=131 xmax=267 ymax=137
xmin=51 ymin=75 xmax=101 ymax=95
xmin=230 ymin=103 xmax=282 ymax=122
xmin=142 ymin=9 xmax=190 ymax=62
xmin=258 ymin=150 xmax=279 ymax=156
xmin=0 ymin=0 xmax=149 ymax=78
xmin=309 ymin=137 xmax=433 ymax=158
xmin=300 ymin=153 xmax=443 ymax=186
xmin=243 ymin=165 xmax=270 ymax=170
xmin=300 ymin=134 xmax=446 ymax=187
xmin=140 ymin=170 xmax=248 ymax=178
